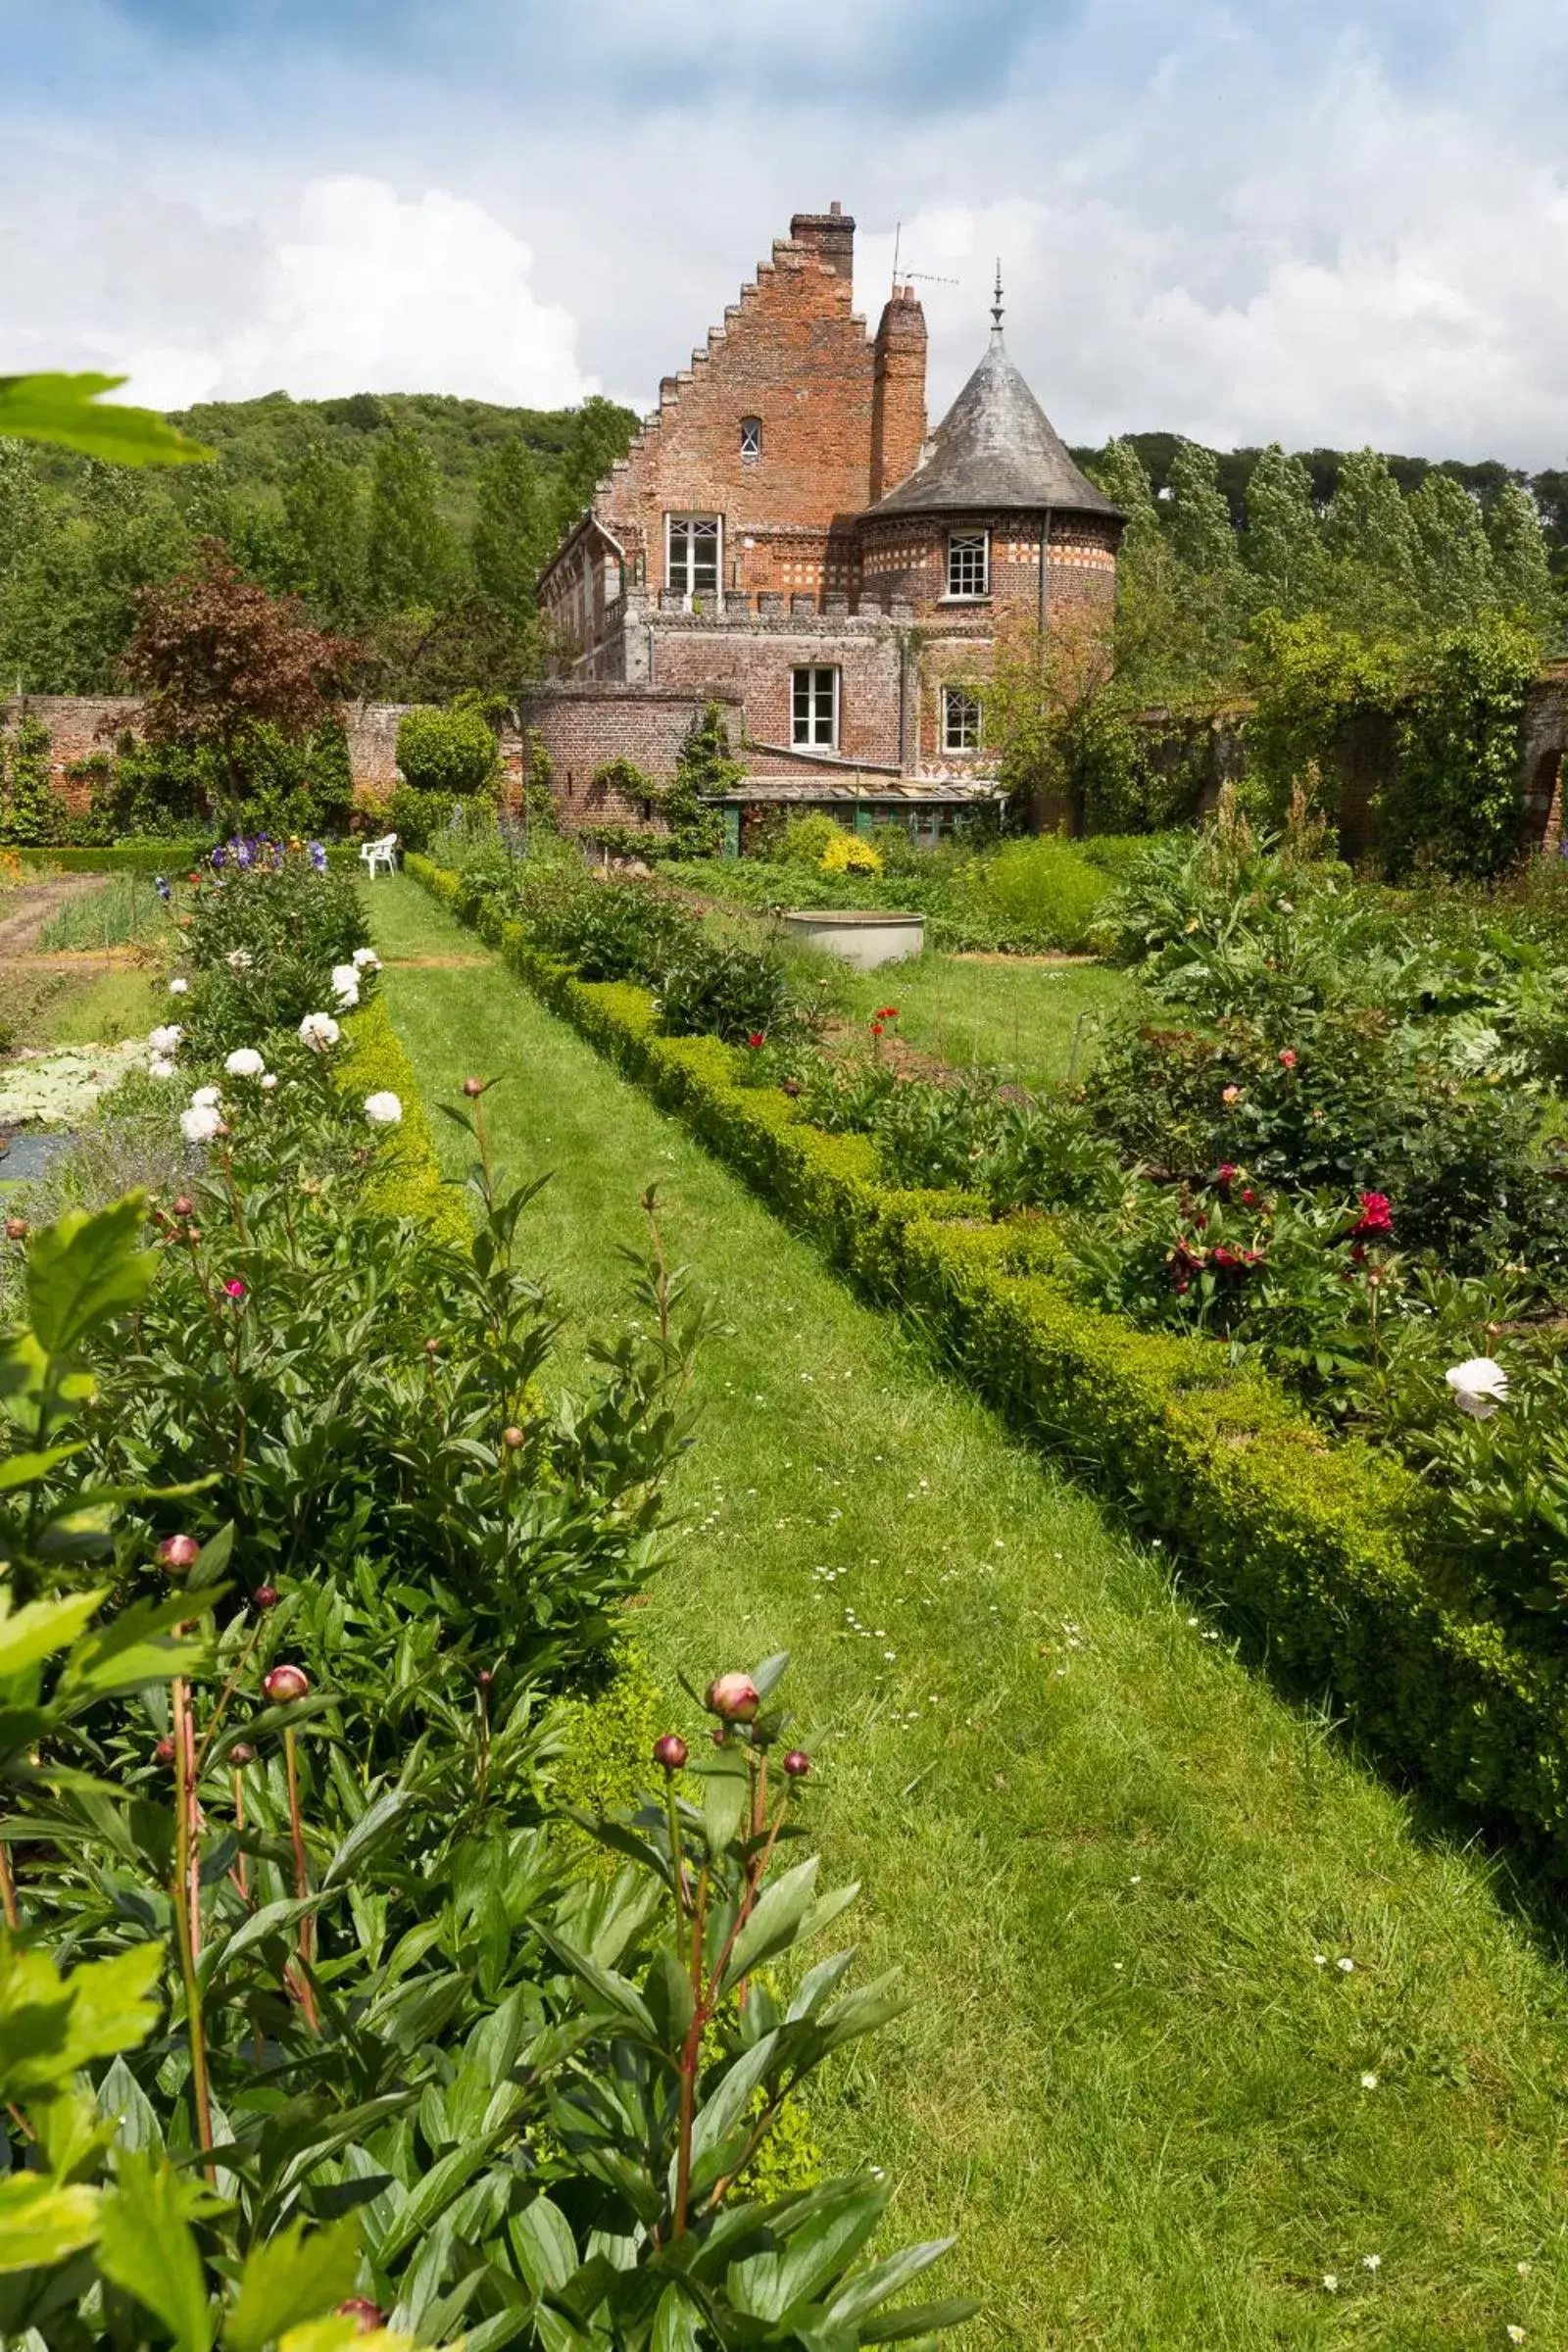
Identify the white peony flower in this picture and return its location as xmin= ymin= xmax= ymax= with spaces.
xmin=180 ymin=1102 xmax=223 ymax=1144
xmin=169 ymin=976 xmax=189 ymax=996
xmin=224 ymin=1048 xmax=267 ymax=1079
xmin=352 ymin=946 xmax=381 ymax=970
xmin=225 ymin=947 xmax=254 ymax=971
xmin=298 ymin=1012 xmax=341 ymax=1051
xmin=149 ymin=1023 xmax=182 ymax=1054
xmin=148 ymin=1056 xmax=175 ymax=1080
xmin=189 ymin=1085 xmax=221 ymax=1108
xmin=1445 ymin=1356 xmax=1509 ymax=1419
xmin=330 ymin=964 xmax=362 ymax=1006
xmin=364 ymin=1091 xmax=402 ymax=1126
xmin=261 ymin=1071 xmax=279 ymax=1091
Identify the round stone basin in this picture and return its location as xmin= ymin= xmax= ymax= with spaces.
xmin=780 ymin=909 xmax=925 ymax=971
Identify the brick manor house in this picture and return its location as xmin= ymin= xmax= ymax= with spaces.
xmin=536 ymin=202 xmax=1124 ymax=845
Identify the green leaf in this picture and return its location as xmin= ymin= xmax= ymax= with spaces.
xmin=652 ymin=2281 xmax=703 ymax=2352
xmin=322 ymin=1788 xmax=410 ymax=1887
xmin=0 ymin=1443 xmax=83 ymax=1494
xmin=686 ymin=2030 xmax=780 ymax=2196
xmin=26 ymin=1195 xmax=161 ymax=1362
xmin=729 ymin=2184 xmax=885 ymax=2324
xmin=719 ymin=1858 xmax=819 ymax=1994
xmin=0 ymin=374 xmax=212 ymax=466
xmin=198 ymin=1897 xmax=321 ymax=1995
xmin=699 ymin=1742 xmax=751 ymax=1854
xmin=0 ymin=2174 xmax=101 ymax=2272
xmin=824 ymin=2239 xmax=956 ymax=2328
xmin=0 ymin=1588 xmax=102 ymax=1684
xmin=508 ymin=2196 xmax=578 ymax=2297
xmin=225 ymin=2216 xmax=362 ymax=2352
xmin=97 ymin=2148 xmax=215 ymax=2352
xmin=0 ymin=1939 xmax=164 ymax=2102
xmin=860 ymin=2295 xmax=981 ymax=2342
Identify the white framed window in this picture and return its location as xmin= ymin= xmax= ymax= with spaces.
xmin=666 ymin=514 xmax=721 ymax=597
xmin=740 ymin=416 xmax=762 ymax=461
xmin=792 ymin=666 xmax=840 ymax=749
xmin=942 ymin=686 xmax=983 ymax=752
xmin=947 ymin=529 xmax=990 ymax=599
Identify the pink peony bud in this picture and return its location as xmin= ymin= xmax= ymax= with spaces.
xmin=654 ymin=1734 xmax=689 ymax=1771
xmin=706 ymin=1672 xmax=760 ymax=1723
xmin=502 ymin=1425 xmax=525 ymax=1449
xmin=263 ymin=1663 xmax=310 ymax=1704
xmin=336 ymin=2304 xmax=384 ymax=2335
xmin=156 ymin=1533 xmax=201 ymax=1573
xmin=462 ymin=1076 xmax=485 ymax=1098
xmin=783 ymin=1748 xmax=810 ymax=1778
xmin=229 ymin=1741 xmax=255 ymax=1766
xmin=252 ymin=1584 xmax=279 ymax=1611
xmin=1278 ymin=1048 xmax=1298 ymax=1069
xmin=154 ymin=1736 xmax=176 ymax=1765
xmin=172 ymin=1196 xmax=194 ymax=1218
xmin=3 ymin=1217 xmax=27 ymax=1243
xmin=224 ymin=1277 xmax=247 ymax=1300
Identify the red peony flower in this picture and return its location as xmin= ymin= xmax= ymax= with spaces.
xmin=869 ymin=1020 xmax=884 ymax=1039
xmin=1348 ymin=1189 xmax=1393 ymax=1241
xmin=1241 ymin=1188 xmax=1256 ymax=1206
xmin=747 ymin=1032 xmax=765 ymax=1050
xmin=224 ymin=1277 xmax=247 ymax=1300
xmin=1278 ymin=1048 xmax=1298 ymax=1068
xmin=1215 ymin=1163 xmax=1238 ymax=1186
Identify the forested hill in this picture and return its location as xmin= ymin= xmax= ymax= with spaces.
xmin=161 ymin=389 xmax=641 ymax=536
xmin=1068 ymin=433 xmax=1568 ymax=574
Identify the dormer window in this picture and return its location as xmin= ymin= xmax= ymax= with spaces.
xmin=740 ymin=416 xmax=762 ymax=461
xmin=947 ymin=529 xmax=990 ymax=599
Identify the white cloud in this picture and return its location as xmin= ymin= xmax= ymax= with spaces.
xmin=117 ymin=175 xmax=594 ymax=410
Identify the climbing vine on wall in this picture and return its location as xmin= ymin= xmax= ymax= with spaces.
xmin=1380 ymin=614 xmax=1540 ymax=878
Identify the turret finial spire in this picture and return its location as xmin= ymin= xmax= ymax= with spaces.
xmin=991 ymin=259 xmax=1004 ymax=338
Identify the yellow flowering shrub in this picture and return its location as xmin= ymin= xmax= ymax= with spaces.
xmin=819 ymin=829 xmax=883 ymax=876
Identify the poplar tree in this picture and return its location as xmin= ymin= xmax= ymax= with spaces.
xmin=1322 ymin=448 xmax=1419 ymax=633
xmin=1243 ymin=445 xmax=1325 ymax=611
xmin=472 ymin=436 xmax=550 ymax=618
xmin=368 ymin=429 xmax=452 ymax=610
xmin=1407 ymin=471 xmax=1494 ymax=628
xmin=1488 ymin=480 xmax=1559 ymax=640
xmin=1166 ymin=440 xmax=1240 ymax=576
xmin=283 ymin=440 xmax=368 ymax=626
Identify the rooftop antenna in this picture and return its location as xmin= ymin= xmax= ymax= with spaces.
xmin=888 ymin=221 xmax=960 ymax=299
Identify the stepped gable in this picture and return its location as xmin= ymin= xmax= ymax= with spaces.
xmin=865 ymin=316 xmax=1118 ymax=522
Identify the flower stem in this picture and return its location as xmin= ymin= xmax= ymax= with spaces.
xmin=283 ymin=1726 xmax=318 ymax=2034
xmin=171 ymin=1678 xmax=215 ymax=2173
xmin=0 ymin=1842 xmax=19 ymax=1932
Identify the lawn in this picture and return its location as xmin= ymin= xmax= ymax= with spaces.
xmin=834 ymin=952 xmax=1138 ymax=1088
xmin=368 ymin=872 xmax=1568 ymax=2351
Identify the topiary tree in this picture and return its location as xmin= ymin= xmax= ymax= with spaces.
xmin=395 ymin=702 xmax=500 ymax=797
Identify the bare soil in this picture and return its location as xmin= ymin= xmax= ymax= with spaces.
xmin=0 ymin=876 xmax=103 ymax=959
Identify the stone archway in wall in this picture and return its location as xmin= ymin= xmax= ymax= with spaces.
xmin=1521 ymin=749 xmax=1563 ymax=855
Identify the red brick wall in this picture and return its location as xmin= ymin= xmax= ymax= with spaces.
xmin=515 ymin=686 xmax=741 ymax=823
xmin=589 ymin=211 xmax=928 ymax=610
xmin=647 ymin=618 xmax=905 ymax=769
xmin=859 ymin=513 xmax=1118 ymax=623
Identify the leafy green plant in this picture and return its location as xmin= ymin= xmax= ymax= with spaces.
xmin=396 ymin=705 xmax=500 ymax=798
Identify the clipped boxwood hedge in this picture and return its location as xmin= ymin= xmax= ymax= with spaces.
xmin=336 ymin=992 xmax=468 ymax=1245
xmin=409 ymin=853 xmax=1568 ymax=1858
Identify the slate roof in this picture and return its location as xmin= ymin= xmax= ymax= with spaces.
xmin=865 ymin=326 xmax=1121 ymax=522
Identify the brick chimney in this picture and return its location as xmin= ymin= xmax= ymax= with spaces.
xmin=870 ymin=286 xmax=928 ymax=502
xmin=790 ymin=199 xmax=856 ymax=279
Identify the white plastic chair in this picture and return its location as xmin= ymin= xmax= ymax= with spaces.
xmin=360 ymin=832 xmax=399 ymax=878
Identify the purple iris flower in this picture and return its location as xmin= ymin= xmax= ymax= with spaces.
xmin=308 ymin=840 xmax=327 ymax=873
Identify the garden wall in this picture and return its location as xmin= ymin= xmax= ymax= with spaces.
xmin=410 ymin=850 xmax=1568 ymax=1865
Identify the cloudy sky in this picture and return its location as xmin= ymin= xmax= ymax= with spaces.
xmin=2 ymin=0 xmax=1566 ymax=466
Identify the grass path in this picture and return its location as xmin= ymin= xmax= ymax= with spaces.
xmin=369 ymin=874 xmax=1568 ymax=2351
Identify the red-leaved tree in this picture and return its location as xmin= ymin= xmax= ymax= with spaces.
xmin=123 ymin=539 xmax=361 ymax=811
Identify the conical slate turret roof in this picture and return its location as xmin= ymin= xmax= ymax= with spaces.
xmin=865 ymin=308 xmax=1119 ymax=522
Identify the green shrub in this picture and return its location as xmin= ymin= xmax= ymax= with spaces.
xmin=384 ymin=779 xmax=444 ymax=853
xmin=780 ymin=813 xmax=846 ymax=866
xmin=968 ymin=837 xmax=1110 ymax=951
xmin=396 ymin=701 xmax=501 ymax=796
xmin=1 ymin=716 xmax=67 ymax=846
